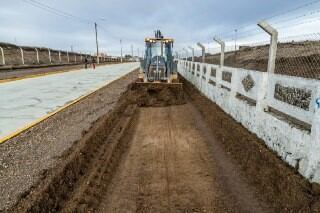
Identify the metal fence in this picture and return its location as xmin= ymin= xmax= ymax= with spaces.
xmin=275 ymin=34 xmax=320 ymax=79
xmin=179 ymin=4 xmax=320 ymax=80
xmin=0 ymin=42 xmax=121 ymax=67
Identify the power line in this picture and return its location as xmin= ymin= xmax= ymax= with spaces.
xmin=22 ymin=0 xmax=93 ymax=24
xmin=217 ymin=5 xmax=320 ymax=42
xmin=216 ymin=0 xmax=320 ymax=38
xmin=266 ymin=0 xmax=320 ymax=20
xmin=270 ymin=9 xmax=320 ymax=25
xmin=22 ymin=0 xmax=72 ymax=19
xmin=22 ymin=0 xmax=124 ymax=43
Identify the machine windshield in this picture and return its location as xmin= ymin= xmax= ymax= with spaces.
xmin=149 ymin=41 xmax=172 ymax=60
xmin=150 ymin=42 xmax=162 ymax=57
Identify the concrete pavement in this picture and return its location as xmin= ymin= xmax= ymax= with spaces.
xmin=0 ymin=62 xmax=139 ymax=140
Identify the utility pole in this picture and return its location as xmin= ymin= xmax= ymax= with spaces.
xmin=234 ymin=29 xmax=238 ymax=62
xmin=95 ymin=22 xmax=100 ymax=64
xmin=234 ymin=29 xmax=238 ymax=52
xmin=71 ymin=45 xmax=73 ymax=52
xmin=120 ymin=39 xmax=123 ymax=63
xmin=131 ymin=44 xmax=134 ymax=59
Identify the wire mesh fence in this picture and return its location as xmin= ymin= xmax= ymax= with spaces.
xmin=183 ymin=1 xmax=320 ymax=80
xmin=225 ymin=42 xmax=269 ymax=72
xmin=188 ymin=31 xmax=320 ymax=79
xmin=0 ymin=41 xmax=122 ymax=67
xmin=275 ymin=33 xmax=320 ymax=79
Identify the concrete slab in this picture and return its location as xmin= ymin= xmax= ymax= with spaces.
xmin=0 ymin=62 xmax=139 ymax=139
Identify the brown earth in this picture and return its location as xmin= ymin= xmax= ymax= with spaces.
xmin=2 ymin=73 xmax=320 ymax=212
xmin=96 ymin=105 xmax=271 ymax=212
xmin=132 ymin=82 xmax=185 ymax=107
xmin=182 ymin=77 xmax=320 ymax=212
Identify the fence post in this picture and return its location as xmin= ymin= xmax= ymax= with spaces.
xmin=48 ymin=48 xmax=52 ymax=64
xmin=197 ymin=42 xmax=206 ymax=63
xmin=19 ymin=47 xmax=25 ymax=65
xmin=188 ymin=46 xmax=195 ymax=62
xmin=74 ymin=54 xmax=77 ymax=63
xmin=213 ymin=37 xmax=225 ymax=67
xmin=182 ymin=48 xmax=188 ymax=61
xmin=258 ymin=21 xmax=278 ymax=73
xmin=80 ymin=52 xmax=82 ymax=62
xmin=67 ymin=51 xmax=70 ymax=63
xmin=0 ymin=46 xmax=5 ymax=65
xmin=58 ymin=51 xmax=61 ymax=63
xmin=175 ymin=51 xmax=179 ymax=60
xmin=35 ymin=48 xmax=39 ymax=64
xmin=254 ymin=21 xmax=279 ymax=115
xmin=307 ymin=86 xmax=320 ymax=181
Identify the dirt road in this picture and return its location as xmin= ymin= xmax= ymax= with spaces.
xmin=4 ymin=75 xmax=320 ymax=212
xmin=96 ymin=105 xmax=270 ymax=212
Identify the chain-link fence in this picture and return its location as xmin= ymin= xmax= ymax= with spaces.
xmin=182 ymin=2 xmax=320 ymax=80
xmin=275 ymin=33 xmax=320 ymax=79
xmin=189 ymin=32 xmax=320 ymax=79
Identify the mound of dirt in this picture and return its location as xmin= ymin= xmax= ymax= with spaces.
xmin=130 ymin=82 xmax=186 ymax=107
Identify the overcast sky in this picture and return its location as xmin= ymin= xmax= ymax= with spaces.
xmin=0 ymin=0 xmax=319 ymax=56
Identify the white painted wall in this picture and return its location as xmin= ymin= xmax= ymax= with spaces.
xmin=178 ymin=60 xmax=320 ymax=183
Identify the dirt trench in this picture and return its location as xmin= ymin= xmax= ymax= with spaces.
xmin=8 ymin=78 xmax=320 ymax=212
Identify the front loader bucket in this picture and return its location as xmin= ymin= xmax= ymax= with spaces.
xmin=133 ymin=82 xmax=185 ymax=107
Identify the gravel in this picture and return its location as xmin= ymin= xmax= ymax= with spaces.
xmin=0 ymin=69 xmax=138 ymax=211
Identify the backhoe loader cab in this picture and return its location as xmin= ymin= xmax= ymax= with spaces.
xmin=139 ymin=30 xmax=178 ymax=83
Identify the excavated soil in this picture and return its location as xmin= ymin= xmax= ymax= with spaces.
xmin=5 ymin=76 xmax=320 ymax=212
xmin=131 ymin=82 xmax=186 ymax=107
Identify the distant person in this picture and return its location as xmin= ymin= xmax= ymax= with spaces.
xmin=84 ymin=57 xmax=88 ymax=69
xmin=92 ymin=57 xmax=96 ymax=70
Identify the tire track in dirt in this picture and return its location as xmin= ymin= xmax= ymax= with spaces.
xmin=7 ymin=75 xmax=319 ymax=212
xmin=96 ymin=105 xmax=271 ymax=212
xmin=182 ymin=77 xmax=320 ymax=212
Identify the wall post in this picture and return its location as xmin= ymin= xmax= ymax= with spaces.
xmin=306 ymin=86 xmax=320 ymax=182
xmin=19 ymin=47 xmax=24 ymax=65
xmin=48 ymin=48 xmax=52 ymax=64
xmin=258 ymin=21 xmax=278 ymax=73
xmin=188 ymin=46 xmax=195 ymax=62
xmin=175 ymin=51 xmax=179 ymax=60
xmin=0 ymin=46 xmax=5 ymax=65
xmin=182 ymin=48 xmax=188 ymax=61
xmin=58 ymin=51 xmax=61 ymax=63
xmin=213 ymin=37 xmax=225 ymax=67
xmin=197 ymin=42 xmax=206 ymax=63
xmin=34 ymin=48 xmax=39 ymax=64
